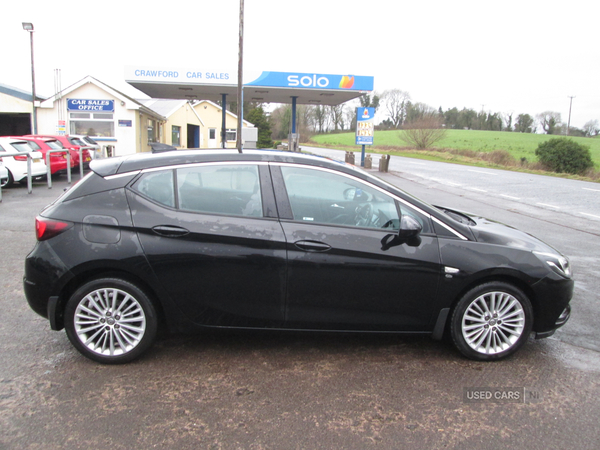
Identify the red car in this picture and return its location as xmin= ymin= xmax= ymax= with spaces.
xmin=26 ymin=135 xmax=92 ymax=170
xmin=5 ymin=136 xmax=74 ymax=176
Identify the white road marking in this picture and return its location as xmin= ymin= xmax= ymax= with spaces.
xmin=468 ymin=170 xmax=498 ymax=175
xmin=430 ymin=178 xmax=462 ymax=187
xmin=501 ymin=194 xmax=520 ymax=200
xmin=537 ymin=203 xmax=560 ymax=209
xmin=582 ymin=188 xmax=600 ymax=192
xmin=469 ymin=187 xmax=488 ymax=192
xmin=581 ymin=212 xmax=600 ymax=219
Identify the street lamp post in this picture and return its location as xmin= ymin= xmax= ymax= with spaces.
xmin=22 ymin=22 xmax=37 ymax=134
xmin=567 ymin=96 xmax=575 ymax=136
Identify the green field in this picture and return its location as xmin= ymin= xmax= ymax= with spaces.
xmin=310 ymin=130 xmax=600 ymax=170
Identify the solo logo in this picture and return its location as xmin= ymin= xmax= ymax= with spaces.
xmin=287 ymin=74 xmax=330 ymax=88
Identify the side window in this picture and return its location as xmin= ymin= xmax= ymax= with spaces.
xmin=132 ymin=170 xmax=175 ymax=207
xmin=280 ymin=166 xmax=400 ymax=229
xmin=177 ymin=165 xmax=262 ymax=217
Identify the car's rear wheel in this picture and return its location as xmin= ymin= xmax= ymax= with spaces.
xmin=64 ymin=278 xmax=158 ymax=364
xmin=450 ymin=282 xmax=533 ymax=361
xmin=1 ymin=170 xmax=14 ymax=188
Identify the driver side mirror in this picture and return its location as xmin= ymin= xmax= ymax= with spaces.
xmin=380 ymin=216 xmax=423 ymax=251
xmin=398 ymin=215 xmax=422 ymax=240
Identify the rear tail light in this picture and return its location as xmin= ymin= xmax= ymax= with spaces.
xmin=14 ymin=155 xmax=28 ymax=161
xmin=36 ymin=216 xmax=73 ymax=241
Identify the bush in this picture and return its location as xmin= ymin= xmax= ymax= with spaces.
xmin=535 ymin=138 xmax=593 ymax=174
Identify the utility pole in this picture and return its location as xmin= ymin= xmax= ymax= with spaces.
xmin=236 ymin=0 xmax=244 ymax=153
xmin=22 ymin=22 xmax=37 ymax=134
xmin=567 ymin=96 xmax=575 ymax=136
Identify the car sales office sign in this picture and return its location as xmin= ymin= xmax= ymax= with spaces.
xmin=67 ymin=99 xmax=115 ymax=112
xmin=356 ymin=107 xmax=375 ymax=145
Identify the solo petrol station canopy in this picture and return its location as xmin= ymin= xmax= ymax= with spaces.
xmin=125 ymin=67 xmax=374 ymax=106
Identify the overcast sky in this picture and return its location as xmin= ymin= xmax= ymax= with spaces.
xmin=2 ymin=0 xmax=598 ymax=128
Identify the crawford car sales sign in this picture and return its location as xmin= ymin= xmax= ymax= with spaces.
xmin=67 ymin=99 xmax=115 ymax=112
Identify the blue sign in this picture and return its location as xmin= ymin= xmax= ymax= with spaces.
xmin=67 ymin=99 xmax=115 ymax=112
xmin=246 ymin=72 xmax=374 ymax=91
xmin=356 ymin=107 xmax=375 ymax=145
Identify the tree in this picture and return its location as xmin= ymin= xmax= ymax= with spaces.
xmin=381 ymin=89 xmax=411 ymax=128
xmin=406 ymin=102 xmax=436 ymax=123
xmin=359 ymin=92 xmax=380 ymax=109
xmin=268 ymin=104 xmax=292 ymax=139
xmin=583 ymin=120 xmax=600 ymax=137
xmin=503 ymin=112 xmax=514 ymax=132
xmin=443 ymin=107 xmax=460 ymax=129
xmin=514 ymin=113 xmax=535 ymax=133
xmin=246 ymin=106 xmax=273 ymax=148
xmin=344 ymin=105 xmax=356 ymax=131
xmin=311 ymin=105 xmax=329 ymax=133
xmin=537 ymin=111 xmax=562 ymax=135
xmin=328 ymin=104 xmax=344 ymax=131
xmin=535 ymin=138 xmax=593 ymax=174
xmin=399 ymin=115 xmax=447 ymax=149
xmin=457 ymin=108 xmax=478 ymax=130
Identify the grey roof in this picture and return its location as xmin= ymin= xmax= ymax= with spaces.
xmin=138 ymin=99 xmax=186 ymax=117
xmin=0 ymin=82 xmax=45 ymax=102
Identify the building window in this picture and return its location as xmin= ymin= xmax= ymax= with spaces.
xmin=69 ymin=112 xmax=114 ymax=137
xmin=147 ymin=119 xmax=157 ymax=143
xmin=226 ymin=128 xmax=237 ymax=141
xmin=172 ymin=126 xmax=181 ymax=146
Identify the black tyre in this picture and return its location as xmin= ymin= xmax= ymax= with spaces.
xmin=1 ymin=169 xmax=14 ymax=188
xmin=450 ymin=282 xmax=533 ymax=361
xmin=64 ymin=278 xmax=158 ymax=364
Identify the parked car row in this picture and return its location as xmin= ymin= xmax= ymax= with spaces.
xmin=0 ymin=135 xmax=95 ymax=187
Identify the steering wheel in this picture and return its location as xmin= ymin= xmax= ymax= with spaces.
xmin=355 ymin=203 xmax=373 ymax=227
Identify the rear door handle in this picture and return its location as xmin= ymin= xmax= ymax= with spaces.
xmin=294 ymin=240 xmax=332 ymax=252
xmin=152 ymin=225 xmax=190 ymax=237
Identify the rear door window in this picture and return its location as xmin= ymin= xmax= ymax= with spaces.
xmin=177 ymin=165 xmax=262 ymax=217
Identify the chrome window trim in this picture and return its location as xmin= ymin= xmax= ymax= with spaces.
xmin=105 ymin=170 xmax=141 ymax=180
xmin=432 ymin=216 xmax=469 ymax=240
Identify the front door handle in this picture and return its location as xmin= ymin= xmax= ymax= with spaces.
xmin=152 ymin=225 xmax=190 ymax=237
xmin=294 ymin=240 xmax=332 ymax=252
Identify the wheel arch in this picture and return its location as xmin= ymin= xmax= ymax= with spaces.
xmin=441 ymin=273 xmax=538 ymax=337
xmin=53 ymin=268 xmax=166 ymax=331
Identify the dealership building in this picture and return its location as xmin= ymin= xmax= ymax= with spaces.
xmin=1 ymin=68 xmax=373 ymax=156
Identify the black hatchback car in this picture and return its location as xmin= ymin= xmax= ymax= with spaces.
xmin=24 ymin=150 xmax=573 ymax=363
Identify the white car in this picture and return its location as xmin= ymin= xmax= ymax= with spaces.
xmin=0 ymin=137 xmax=47 ymax=187
xmin=0 ymin=157 xmax=8 ymax=186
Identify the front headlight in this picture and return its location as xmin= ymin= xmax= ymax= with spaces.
xmin=533 ymin=251 xmax=572 ymax=278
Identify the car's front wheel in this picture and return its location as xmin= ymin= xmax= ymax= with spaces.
xmin=450 ymin=282 xmax=533 ymax=361
xmin=64 ymin=278 xmax=158 ymax=364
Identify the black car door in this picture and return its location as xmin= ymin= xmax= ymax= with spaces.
xmin=127 ymin=163 xmax=287 ymax=328
xmin=272 ymin=164 xmax=442 ymax=331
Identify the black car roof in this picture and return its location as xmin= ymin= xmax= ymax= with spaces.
xmin=90 ymin=149 xmax=355 ymax=177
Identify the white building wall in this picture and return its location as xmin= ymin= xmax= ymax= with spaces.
xmin=37 ymin=81 xmax=152 ymax=156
